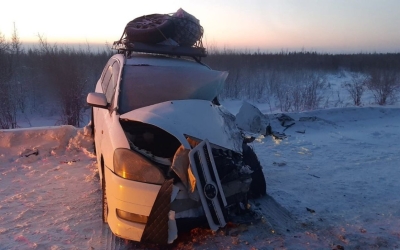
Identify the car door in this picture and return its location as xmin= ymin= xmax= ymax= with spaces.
xmin=95 ymin=57 xmax=122 ymax=170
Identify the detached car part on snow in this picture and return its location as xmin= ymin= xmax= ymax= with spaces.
xmin=86 ymin=11 xmax=265 ymax=244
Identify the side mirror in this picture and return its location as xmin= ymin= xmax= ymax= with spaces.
xmin=87 ymin=92 xmax=108 ymax=109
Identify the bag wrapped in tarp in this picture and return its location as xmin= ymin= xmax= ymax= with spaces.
xmin=123 ymin=8 xmax=203 ymax=47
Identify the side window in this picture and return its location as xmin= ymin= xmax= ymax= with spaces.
xmin=105 ymin=61 xmax=120 ymax=104
xmin=100 ymin=60 xmax=120 ymax=109
xmin=101 ymin=64 xmax=113 ymax=94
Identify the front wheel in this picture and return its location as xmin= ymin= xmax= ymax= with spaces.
xmin=102 ymin=177 xmax=108 ymax=223
xmin=242 ymin=143 xmax=267 ymax=197
xmin=91 ymin=108 xmax=96 ymax=155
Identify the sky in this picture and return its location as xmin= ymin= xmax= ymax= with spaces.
xmin=1 ymin=0 xmax=399 ymax=53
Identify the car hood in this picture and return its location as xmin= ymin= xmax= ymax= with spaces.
xmin=119 ymin=100 xmax=243 ymax=152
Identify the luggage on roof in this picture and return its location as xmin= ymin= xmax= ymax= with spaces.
xmin=113 ymin=8 xmax=206 ymax=58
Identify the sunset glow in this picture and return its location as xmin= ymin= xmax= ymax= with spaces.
xmin=1 ymin=0 xmax=399 ymax=53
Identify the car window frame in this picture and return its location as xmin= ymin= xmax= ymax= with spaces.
xmin=107 ymin=61 xmax=120 ymax=114
xmin=99 ymin=57 xmax=122 ymax=115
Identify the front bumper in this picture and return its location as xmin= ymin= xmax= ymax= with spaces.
xmin=104 ymin=140 xmax=251 ymax=244
xmin=104 ymin=166 xmax=162 ymax=242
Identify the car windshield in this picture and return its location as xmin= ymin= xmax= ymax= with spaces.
xmin=118 ymin=64 xmax=228 ymax=114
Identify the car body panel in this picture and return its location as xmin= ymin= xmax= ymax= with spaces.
xmin=105 ymin=166 xmax=161 ymax=242
xmin=100 ymin=114 xmax=129 ymax=171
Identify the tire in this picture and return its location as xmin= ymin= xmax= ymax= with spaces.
xmin=102 ymin=176 xmax=108 ymax=223
xmin=242 ymin=143 xmax=267 ymax=197
xmin=125 ymin=14 xmax=175 ymax=44
xmin=250 ymin=167 xmax=267 ymax=197
xmin=90 ymin=108 xmax=95 ymax=137
xmin=91 ymin=108 xmax=96 ymax=155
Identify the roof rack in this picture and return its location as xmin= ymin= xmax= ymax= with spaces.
xmin=112 ymin=40 xmax=207 ymax=60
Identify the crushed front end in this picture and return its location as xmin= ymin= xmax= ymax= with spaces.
xmin=118 ymin=100 xmax=265 ymax=244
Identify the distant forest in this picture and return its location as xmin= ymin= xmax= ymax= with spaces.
xmin=1 ymin=30 xmax=400 ymax=128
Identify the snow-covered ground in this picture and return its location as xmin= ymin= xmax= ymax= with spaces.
xmin=252 ymin=106 xmax=400 ymax=249
xmin=1 ymin=72 xmax=400 ymax=249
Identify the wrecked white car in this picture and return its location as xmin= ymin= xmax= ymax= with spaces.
xmin=86 ymin=41 xmax=266 ymax=244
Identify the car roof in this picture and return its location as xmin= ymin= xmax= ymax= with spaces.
xmin=124 ymin=53 xmax=208 ymax=68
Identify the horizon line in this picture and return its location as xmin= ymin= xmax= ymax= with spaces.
xmin=17 ymin=41 xmax=400 ymax=55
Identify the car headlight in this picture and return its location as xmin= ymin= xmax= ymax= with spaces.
xmin=113 ymin=148 xmax=165 ymax=184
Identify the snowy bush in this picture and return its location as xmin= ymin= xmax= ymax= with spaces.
xmin=273 ymin=70 xmax=326 ymax=112
xmin=37 ymin=37 xmax=87 ymax=126
xmin=367 ymin=69 xmax=400 ymax=105
xmin=35 ymin=36 xmax=111 ymax=126
xmin=343 ymin=72 xmax=368 ymax=106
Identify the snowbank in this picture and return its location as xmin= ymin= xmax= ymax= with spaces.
xmin=0 ymin=125 xmax=100 ymax=250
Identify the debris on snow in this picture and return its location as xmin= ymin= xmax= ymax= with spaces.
xmin=21 ymin=148 xmax=39 ymax=157
xmin=235 ymin=101 xmax=270 ymax=134
xmin=306 ymin=207 xmax=316 ymax=213
xmin=273 ymin=161 xmax=287 ymax=167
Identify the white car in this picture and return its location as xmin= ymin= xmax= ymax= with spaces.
xmin=87 ymin=44 xmax=266 ymax=244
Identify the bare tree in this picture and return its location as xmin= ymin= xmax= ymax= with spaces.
xmin=0 ymin=26 xmax=21 ymax=129
xmin=274 ymin=75 xmax=292 ymax=112
xmin=274 ymin=70 xmax=326 ymax=112
xmin=0 ymin=49 xmax=15 ymax=127
xmin=343 ymin=73 xmax=368 ymax=106
xmin=367 ymin=69 xmax=400 ymax=105
xmin=10 ymin=23 xmax=26 ymax=114
xmin=37 ymin=35 xmax=89 ymax=127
